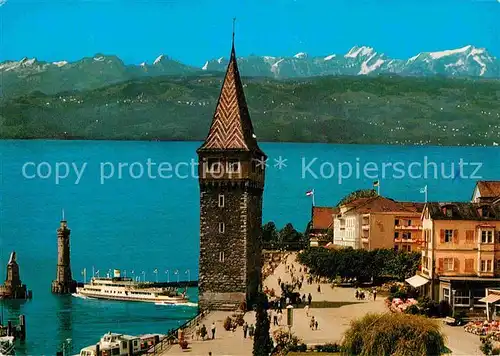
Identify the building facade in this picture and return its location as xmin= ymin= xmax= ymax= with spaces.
xmin=197 ymin=39 xmax=266 ymax=310
xmin=334 ymin=196 xmax=424 ymax=251
xmin=419 ymin=202 xmax=500 ymax=311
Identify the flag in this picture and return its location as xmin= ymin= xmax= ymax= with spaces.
xmin=81 ymin=268 xmax=86 ymax=275
xmin=174 ymin=270 xmax=179 ymax=275
xmin=185 ymin=270 xmax=189 ymax=274
xmin=131 ymin=270 xmax=135 ymax=274
xmin=373 ymin=180 xmax=379 ymax=187
xmin=154 ymin=268 xmax=158 ymax=273
xmin=420 ymin=185 xmax=427 ymax=193
xmin=95 ymin=269 xmax=99 ymax=275
xmin=305 ymin=190 xmax=314 ymax=196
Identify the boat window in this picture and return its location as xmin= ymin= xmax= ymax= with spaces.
xmin=112 ymin=348 xmax=120 ymax=355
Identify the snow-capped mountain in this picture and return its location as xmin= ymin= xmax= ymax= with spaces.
xmin=202 ymin=45 xmax=499 ymax=79
xmin=1 ymin=45 xmax=498 ymax=98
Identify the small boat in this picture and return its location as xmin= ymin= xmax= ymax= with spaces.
xmin=75 ymin=269 xmax=189 ymax=304
xmin=78 ymin=332 xmax=161 ymax=356
xmin=0 ymin=336 xmax=15 ymax=356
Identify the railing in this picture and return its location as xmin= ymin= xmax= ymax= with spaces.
xmin=149 ymin=310 xmax=208 ymax=355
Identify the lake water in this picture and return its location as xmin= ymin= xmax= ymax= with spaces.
xmin=1 ymin=139 xmax=499 ymax=355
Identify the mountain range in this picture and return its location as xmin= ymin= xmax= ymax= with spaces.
xmin=1 ymin=45 xmax=499 ymax=99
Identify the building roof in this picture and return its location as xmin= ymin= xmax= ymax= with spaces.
xmin=426 ymin=202 xmax=500 ymax=220
xmin=312 ymin=206 xmax=338 ymax=230
xmin=197 ymin=40 xmax=264 ymax=156
xmin=348 ymin=196 xmax=423 ymax=214
xmin=475 ymin=181 xmax=500 ymax=198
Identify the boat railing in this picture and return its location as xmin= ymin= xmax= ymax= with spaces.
xmin=148 ymin=309 xmax=207 ymax=355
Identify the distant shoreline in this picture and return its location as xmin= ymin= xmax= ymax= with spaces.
xmin=0 ymin=137 xmax=497 ymax=148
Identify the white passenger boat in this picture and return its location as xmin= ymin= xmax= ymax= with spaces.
xmin=78 ymin=332 xmax=161 ymax=356
xmin=75 ymin=270 xmax=189 ymax=304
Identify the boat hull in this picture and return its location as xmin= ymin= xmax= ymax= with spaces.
xmin=75 ymin=290 xmax=189 ymax=304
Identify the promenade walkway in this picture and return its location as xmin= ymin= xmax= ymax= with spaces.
xmin=161 ymin=252 xmax=482 ymax=356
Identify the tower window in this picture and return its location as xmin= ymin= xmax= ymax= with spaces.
xmin=227 ymin=159 xmax=240 ymax=173
xmin=219 ymin=222 xmax=225 ymax=233
xmin=207 ymin=159 xmax=222 ymax=174
xmin=218 ymin=194 xmax=225 ymax=207
xmin=219 ymin=251 xmax=225 ymax=262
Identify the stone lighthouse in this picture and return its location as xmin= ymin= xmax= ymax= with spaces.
xmin=51 ymin=213 xmax=76 ymax=294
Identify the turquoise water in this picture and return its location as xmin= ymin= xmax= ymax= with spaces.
xmin=1 ymin=140 xmax=499 ymax=355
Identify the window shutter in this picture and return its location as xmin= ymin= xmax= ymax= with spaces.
xmin=465 ymin=259 xmax=473 ymax=272
xmin=438 ymin=258 xmax=444 ymax=272
xmin=453 ymin=230 xmax=459 ymax=244
xmin=466 ymin=230 xmax=473 ymax=243
xmin=440 ymin=230 xmax=445 ymax=243
xmin=454 ymin=258 xmax=460 ymax=272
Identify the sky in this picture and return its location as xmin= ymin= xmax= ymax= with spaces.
xmin=0 ymin=0 xmax=499 ymax=67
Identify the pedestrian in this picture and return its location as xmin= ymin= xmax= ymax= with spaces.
xmin=315 ymin=320 xmax=318 ymax=330
xmin=195 ymin=323 xmax=200 ymax=340
xmin=243 ymin=322 xmax=248 ymax=338
xmin=310 ymin=316 xmax=315 ymax=330
xmin=373 ymin=287 xmax=377 ymax=301
xmin=355 ymin=289 xmax=359 ymax=300
xmin=304 ymin=304 xmax=310 ymax=317
xmin=211 ymin=322 xmax=216 ymax=339
xmin=308 ymin=293 xmax=312 ymax=305
xmin=249 ymin=324 xmax=255 ymax=339
xmin=273 ymin=311 xmax=278 ymax=326
xmin=200 ymin=324 xmax=207 ymax=340
xmin=317 ymin=284 xmax=321 ymax=293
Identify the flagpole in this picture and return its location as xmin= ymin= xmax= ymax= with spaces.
xmin=312 ymin=189 xmax=315 ymax=207
xmin=377 ymin=183 xmax=380 ymax=196
xmin=425 ymin=185 xmax=428 ymax=203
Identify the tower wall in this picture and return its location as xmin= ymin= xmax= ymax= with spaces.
xmin=198 ymin=182 xmax=263 ymax=310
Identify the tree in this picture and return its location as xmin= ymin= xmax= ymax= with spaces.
xmin=253 ymin=292 xmax=273 ymax=356
xmin=342 ymin=313 xmax=446 ymax=356
xmin=337 ymin=189 xmax=377 ymax=207
xmin=262 ymin=222 xmax=279 ymax=244
xmin=279 ymin=223 xmax=304 ymax=249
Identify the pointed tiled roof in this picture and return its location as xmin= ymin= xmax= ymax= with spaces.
xmin=198 ymin=42 xmax=264 ymax=155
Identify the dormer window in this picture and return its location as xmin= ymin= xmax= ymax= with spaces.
xmin=479 ymin=205 xmax=492 ymax=218
xmin=442 ymin=205 xmax=454 ymax=218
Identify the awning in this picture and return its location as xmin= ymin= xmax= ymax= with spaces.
xmin=479 ymin=294 xmax=500 ymax=303
xmin=405 ymin=275 xmax=430 ymax=288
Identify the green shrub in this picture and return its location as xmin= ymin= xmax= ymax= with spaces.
xmin=342 ymin=312 xmax=446 ymax=356
xmin=481 ymin=335 xmax=493 ymax=355
xmin=405 ymin=304 xmax=420 ymax=315
xmin=315 ymin=343 xmax=341 ymax=352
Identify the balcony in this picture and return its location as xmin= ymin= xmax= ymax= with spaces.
xmin=395 ymin=225 xmax=422 ymax=231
